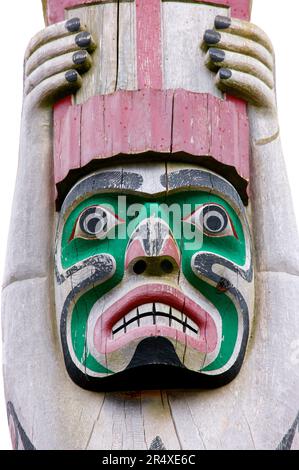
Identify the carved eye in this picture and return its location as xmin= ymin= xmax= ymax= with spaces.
xmin=70 ymin=206 xmax=124 ymax=241
xmin=184 ymin=204 xmax=237 ymax=238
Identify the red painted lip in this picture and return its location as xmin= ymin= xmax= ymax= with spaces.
xmin=93 ymin=284 xmax=218 ymax=355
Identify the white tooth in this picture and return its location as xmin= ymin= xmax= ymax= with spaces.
xmin=126 ymin=308 xmax=138 ymax=322
xmin=172 ymin=308 xmax=184 ymax=322
xmin=155 ymin=303 xmax=169 ymax=314
xmin=139 ymin=315 xmax=154 ymax=327
xmin=187 ymin=318 xmax=198 ymax=333
xmin=113 ymin=319 xmax=123 ymax=332
xmin=138 ymin=303 xmax=153 ymax=315
xmin=126 ymin=320 xmax=138 ymax=332
xmin=169 ymin=308 xmax=184 ymax=332
xmin=175 ymin=323 xmax=184 ymax=333
xmin=113 ymin=329 xmax=124 ymax=340
xmin=156 ymin=315 xmax=170 ymax=327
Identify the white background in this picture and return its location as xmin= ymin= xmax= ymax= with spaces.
xmin=0 ymin=0 xmax=298 ymax=450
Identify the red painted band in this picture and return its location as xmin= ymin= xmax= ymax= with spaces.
xmin=54 ymin=89 xmax=249 ymax=186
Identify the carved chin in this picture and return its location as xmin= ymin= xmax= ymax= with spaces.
xmin=89 ymin=284 xmax=218 ymax=373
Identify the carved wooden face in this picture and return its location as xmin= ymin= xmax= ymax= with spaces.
xmin=55 ymin=165 xmax=253 ymax=390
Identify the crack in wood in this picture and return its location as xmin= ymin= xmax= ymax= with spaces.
xmin=84 ymin=394 xmax=106 ymax=449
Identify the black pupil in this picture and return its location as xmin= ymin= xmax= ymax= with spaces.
xmin=87 ymin=217 xmax=104 ymax=234
xmin=203 ymin=206 xmax=227 ymax=233
xmin=206 ymin=215 xmax=222 ymax=232
xmin=80 ymin=208 xmax=108 ymax=235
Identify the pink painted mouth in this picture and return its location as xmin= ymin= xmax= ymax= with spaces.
xmin=93 ymin=284 xmax=218 ymax=355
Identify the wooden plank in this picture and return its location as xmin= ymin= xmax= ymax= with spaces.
xmin=67 ymin=3 xmax=118 ymax=103
xmin=209 ymin=94 xmax=250 ymax=180
xmin=45 ymin=0 xmax=114 ymax=24
xmin=85 ymin=392 xmax=148 ymax=450
xmin=167 ymin=393 xmax=206 ymax=450
xmin=54 ymin=90 xmax=249 ymax=206
xmin=44 ymin=0 xmax=251 ymax=25
xmin=136 ymin=0 xmax=163 ymax=89
xmin=80 ymin=89 xmax=173 ymax=167
xmin=54 ymin=97 xmax=81 ymax=184
xmin=172 ymin=91 xmax=249 ymax=180
xmin=171 ymin=91 xmax=210 ymax=156
xmin=118 ymin=1 xmax=137 ymax=91
xmin=140 ymin=391 xmax=181 ymax=450
xmin=162 ymin=2 xmax=226 ymax=94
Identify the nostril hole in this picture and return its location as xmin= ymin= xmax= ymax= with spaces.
xmin=133 ymin=260 xmax=147 ymax=275
xmin=160 ymin=260 xmax=174 ymax=274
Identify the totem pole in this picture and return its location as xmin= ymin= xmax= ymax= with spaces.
xmin=2 ymin=0 xmax=299 ymax=450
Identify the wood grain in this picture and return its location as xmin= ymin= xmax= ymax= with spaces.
xmin=44 ymin=0 xmax=251 ymax=24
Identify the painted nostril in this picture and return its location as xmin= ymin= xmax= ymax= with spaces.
xmin=160 ymin=260 xmax=174 ymax=274
xmin=133 ymin=260 xmax=147 ymax=275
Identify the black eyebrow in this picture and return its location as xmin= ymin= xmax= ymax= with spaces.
xmin=161 ymin=169 xmax=245 ymax=214
xmin=60 ymin=171 xmax=143 ymax=216
xmin=60 ymin=169 xmax=245 ymax=220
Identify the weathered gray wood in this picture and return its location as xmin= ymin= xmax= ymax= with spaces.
xmin=162 ymin=2 xmax=226 ymax=95
xmin=3 ymin=106 xmax=54 ymax=288
xmin=68 ymin=3 xmax=118 ymax=103
xmin=117 ymin=1 xmax=137 ymax=91
xmin=2 ymin=277 xmax=105 ymax=450
xmin=67 ymin=2 xmax=137 ymax=104
xmin=251 ymin=136 xmax=299 ymax=275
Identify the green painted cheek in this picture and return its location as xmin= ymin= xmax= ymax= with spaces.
xmin=71 ymin=282 xmax=119 ymax=374
xmin=181 ymin=259 xmax=238 ymax=372
xmin=177 ymin=194 xmax=246 ymax=372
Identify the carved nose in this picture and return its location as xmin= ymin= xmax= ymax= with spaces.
xmin=125 ymin=217 xmax=181 ymax=275
xmin=131 ymin=257 xmax=178 ymax=276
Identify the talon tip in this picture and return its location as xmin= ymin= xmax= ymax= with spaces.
xmin=214 ymin=15 xmax=231 ymax=30
xmin=73 ymin=50 xmax=88 ymax=65
xmin=219 ymin=68 xmax=232 ymax=80
xmin=204 ymin=29 xmax=221 ymax=45
xmin=65 ymin=70 xmax=79 ymax=83
xmin=209 ymin=48 xmax=225 ymax=63
xmin=66 ymin=17 xmax=81 ymax=33
xmin=75 ymin=31 xmax=92 ymax=48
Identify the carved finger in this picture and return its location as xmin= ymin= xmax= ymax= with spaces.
xmin=206 ymin=48 xmax=274 ymax=89
xmin=215 ymin=68 xmax=274 ymax=108
xmin=25 ymin=18 xmax=84 ymax=60
xmin=25 ymin=31 xmax=96 ymax=77
xmin=203 ymin=29 xmax=274 ymax=71
xmin=27 ymin=70 xmax=83 ymax=106
xmin=24 ymin=50 xmax=92 ymax=96
xmin=214 ymin=15 xmax=274 ymax=54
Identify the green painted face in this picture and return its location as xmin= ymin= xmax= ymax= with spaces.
xmin=55 ymin=167 xmax=253 ymax=390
